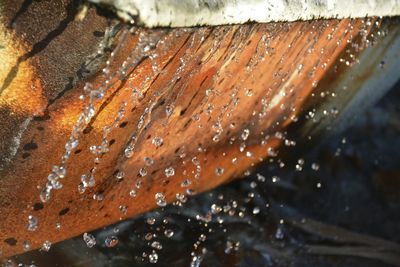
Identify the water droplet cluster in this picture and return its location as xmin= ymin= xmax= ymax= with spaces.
xmin=20 ymin=17 xmax=390 ymax=266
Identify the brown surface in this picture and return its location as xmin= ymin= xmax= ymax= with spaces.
xmin=0 ymin=0 xmax=387 ymax=258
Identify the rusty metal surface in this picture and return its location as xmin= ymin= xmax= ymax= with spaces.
xmin=0 ymin=0 xmax=398 ymax=259
xmin=0 ymin=0 xmax=110 ymax=170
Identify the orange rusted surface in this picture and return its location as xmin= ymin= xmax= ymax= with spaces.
xmin=0 ymin=0 xmax=387 ymax=258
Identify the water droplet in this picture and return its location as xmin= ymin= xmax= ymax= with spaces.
xmin=211 ymin=204 xmax=222 ymax=214
xmin=49 ymin=178 xmax=63 ymax=190
xmin=275 ymin=227 xmax=284 ymax=239
xmin=151 ymin=241 xmax=162 ymax=250
xmin=105 ymin=236 xmax=119 ymax=248
xmin=39 ymin=187 xmax=51 ymax=203
xmin=212 ymin=134 xmax=220 ymax=142
xmin=93 ymin=193 xmax=104 ymax=201
xmin=52 ymin=165 xmax=66 ymax=179
xmin=215 ymin=167 xmax=224 ymax=176
xmin=241 ymin=129 xmax=250 ymax=141
xmin=146 ymin=218 xmax=156 ymax=225
xmin=90 ymin=90 xmax=104 ymax=100
xmin=190 ymin=254 xmax=203 ymax=267
xmin=155 ymin=193 xmax=167 ymax=207
xmin=152 ymin=137 xmax=163 ymax=147
xmin=176 ymin=193 xmax=187 ymax=203
xmin=41 ymin=240 xmax=51 ymax=252
xmin=124 ymin=145 xmax=134 ymax=158
xmin=144 ymin=156 xmax=154 ymax=166
xmin=78 ymin=183 xmax=86 ymax=194
xmin=164 ymin=167 xmax=175 ymax=177
xmin=115 ymin=171 xmax=125 ymax=180
xmin=232 ymin=157 xmax=237 ymax=164
xmin=181 ymin=179 xmax=191 ymax=187
xmin=81 ymin=173 xmax=96 ymax=187
xmin=225 ymin=241 xmax=233 ymax=254
xmin=65 ymin=139 xmax=79 ymax=151
xmin=139 ymin=168 xmax=147 ymax=177
xmin=199 ymin=234 xmax=206 ymax=242
xmin=239 ymin=143 xmax=246 ymax=152
xmin=256 ymin=173 xmax=266 ymax=182
xmin=311 ymin=163 xmax=320 ymax=171
xmin=164 ymin=229 xmax=174 ymax=238
xmin=83 ymin=233 xmax=96 ymax=248
xmin=23 ymin=240 xmax=30 ymax=251
xmin=272 ymin=176 xmax=279 ymax=183
xmin=83 ymin=105 xmax=95 ymax=123
xmin=165 ymin=105 xmax=174 ymax=116
xmin=83 ymin=82 xmax=93 ymax=94
xmin=119 ymin=205 xmax=127 ymax=214
xmin=27 ymin=215 xmax=38 ymax=231
xmin=245 ymin=89 xmax=253 ymax=96
xmin=145 ymin=233 xmax=154 ymax=241
xmin=129 ymin=189 xmax=137 ymax=198
xmin=149 ymin=251 xmax=158 ymax=263
xmin=192 ymin=157 xmax=200 ymax=165
xmin=224 ymin=240 xmax=240 ymax=254
xmin=252 ymin=207 xmax=260 ymax=215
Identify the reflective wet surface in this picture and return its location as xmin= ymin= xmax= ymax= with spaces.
xmin=9 ymin=84 xmax=400 ymax=267
xmin=1 ymin=2 xmax=399 ymax=265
